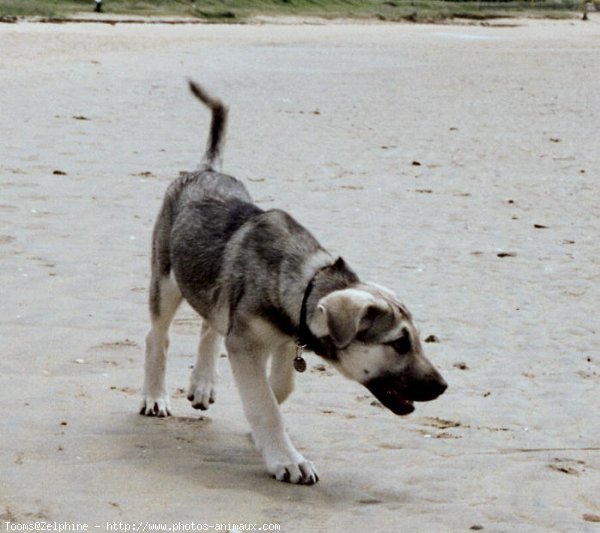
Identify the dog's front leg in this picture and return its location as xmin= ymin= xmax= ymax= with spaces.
xmin=188 ymin=321 xmax=221 ymax=410
xmin=226 ymin=335 xmax=318 ymax=485
xmin=269 ymin=342 xmax=296 ymax=405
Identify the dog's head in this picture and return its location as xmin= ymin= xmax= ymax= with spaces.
xmin=308 ymin=284 xmax=447 ymax=415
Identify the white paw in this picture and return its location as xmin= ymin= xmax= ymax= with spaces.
xmin=267 ymin=455 xmax=319 ymax=485
xmin=140 ymin=396 xmax=171 ymax=417
xmin=187 ymin=377 xmax=217 ymax=411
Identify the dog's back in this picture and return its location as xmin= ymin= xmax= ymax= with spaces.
xmin=149 ymin=83 xmax=261 ymax=320
xmin=151 ymin=82 xmax=328 ymax=333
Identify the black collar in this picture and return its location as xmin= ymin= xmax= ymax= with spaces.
xmin=297 ymin=265 xmax=329 ymax=357
xmin=296 ymin=257 xmax=359 ymax=360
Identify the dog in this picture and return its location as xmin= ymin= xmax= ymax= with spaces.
xmin=140 ymin=81 xmax=447 ymax=485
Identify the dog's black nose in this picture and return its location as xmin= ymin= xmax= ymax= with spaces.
xmin=426 ymin=374 xmax=447 ymax=399
xmin=406 ymin=373 xmax=448 ymax=402
xmin=436 ymin=377 xmax=448 ymax=397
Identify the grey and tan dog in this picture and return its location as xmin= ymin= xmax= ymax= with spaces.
xmin=141 ymin=81 xmax=447 ymax=485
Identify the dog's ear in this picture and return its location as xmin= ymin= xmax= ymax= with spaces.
xmin=310 ymin=290 xmax=391 ymax=348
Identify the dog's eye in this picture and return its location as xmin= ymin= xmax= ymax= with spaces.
xmin=395 ymin=336 xmax=411 ymax=355
xmin=388 ymin=330 xmax=411 ymax=355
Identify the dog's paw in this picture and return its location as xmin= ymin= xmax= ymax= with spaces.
xmin=269 ymin=459 xmax=319 ymax=485
xmin=140 ymin=396 xmax=171 ymax=417
xmin=187 ymin=378 xmax=216 ymax=411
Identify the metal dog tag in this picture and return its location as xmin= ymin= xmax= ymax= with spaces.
xmin=294 ymin=345 xmax=307 ymax=373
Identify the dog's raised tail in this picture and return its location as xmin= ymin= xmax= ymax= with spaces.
xmin=188 ymin=80 xmax=228 ymax=172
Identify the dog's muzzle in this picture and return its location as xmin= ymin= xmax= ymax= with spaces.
xmin=364 ymin=373 xmax=448 ymax=416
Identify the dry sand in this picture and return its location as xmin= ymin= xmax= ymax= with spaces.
xmin=1 ymin=16 xmax=599 ymax=532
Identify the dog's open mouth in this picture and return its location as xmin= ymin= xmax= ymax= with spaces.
xmin=365 ymin=379 xmax=415 ymax=416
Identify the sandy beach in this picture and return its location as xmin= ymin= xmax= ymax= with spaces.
xmin=0 ymin=15 xmax=599 ymax=532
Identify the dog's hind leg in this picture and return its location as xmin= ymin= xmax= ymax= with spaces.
xmin=141 ymin=273 xmax=182 ymax=417
xmin=269 ymin=343 xmax=296 ymax=405
xmin=226 ymin=333 xmax=318 ymax=484
xmin=187 ymin=321 xmax=221 ymax=410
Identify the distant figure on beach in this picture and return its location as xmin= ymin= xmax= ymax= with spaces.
xmin=94 ymin=0 xmax=102 ymax=13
